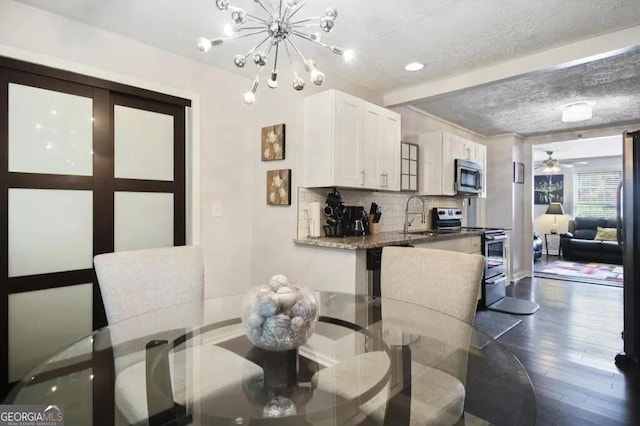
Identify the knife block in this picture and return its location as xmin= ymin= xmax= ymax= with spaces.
xmin=368 ymin=214 xmax=379 ymax=234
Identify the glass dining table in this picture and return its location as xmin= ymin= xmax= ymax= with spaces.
xmin=4 ymin=292 xmax=536 ymax=425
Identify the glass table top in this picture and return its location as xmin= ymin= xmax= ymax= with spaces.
xmin=4 ymin=292 xmax=536 ymax=425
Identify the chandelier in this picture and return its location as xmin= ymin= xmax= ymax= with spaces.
xmin=197 ymin=0 xmax=354 ymax=104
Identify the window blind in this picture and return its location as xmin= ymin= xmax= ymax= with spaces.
xmin=574 ymin=170 xmax=621 ymax=218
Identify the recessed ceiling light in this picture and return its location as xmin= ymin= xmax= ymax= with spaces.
xmin=404 ymin=62 xmax=425 ymax=72
xmin=561 ymin=101 xmax=596 ymax=122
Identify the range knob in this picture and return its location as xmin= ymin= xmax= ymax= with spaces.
xmin=438 ymin=210 xmax=445 ymax=215
xmin=456 ymin=210 xmax=461 ymax=215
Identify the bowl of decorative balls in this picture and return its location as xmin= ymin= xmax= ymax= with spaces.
xmin=241 ymin=274 xmax=319 ymax=351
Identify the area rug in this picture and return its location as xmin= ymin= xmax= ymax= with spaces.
xmin=472 ymin=310 xmax=522 ymax=349
xmin=538 ymin=260 xmax=623 ymax=287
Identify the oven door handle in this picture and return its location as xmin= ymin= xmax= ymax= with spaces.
xmin=485 ymin=235 xmax=508 ymax=241
xmin=485 ymin=275 xmax=507 ymax=285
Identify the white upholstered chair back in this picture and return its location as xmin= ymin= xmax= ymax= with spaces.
xmin=94 ymin=245 xmax=204 ymax=324
xmin=381 ymin=246 xmax=485 ymax=325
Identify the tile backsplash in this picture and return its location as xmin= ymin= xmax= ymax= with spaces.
xmin=297 ymin=187 xmax=465 ymax=238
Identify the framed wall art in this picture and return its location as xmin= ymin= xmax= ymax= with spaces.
xmin=534 ymin=174 xmax=563 ymax=204
xmin=267 ymin=169 xmax=291 ymax=205
xmin=261 ymin=124 xmax=285 ymax=161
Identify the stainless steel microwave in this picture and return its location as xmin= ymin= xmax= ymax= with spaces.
xmin=455 ymin=159 xmax=483 ymax=195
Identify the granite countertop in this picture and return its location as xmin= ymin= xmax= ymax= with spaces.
xmin=293 ymin=229 xmax=485 ymax=250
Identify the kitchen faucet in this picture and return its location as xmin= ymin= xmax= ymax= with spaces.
xmin=404 ymin=195 xmax=427 ymax=233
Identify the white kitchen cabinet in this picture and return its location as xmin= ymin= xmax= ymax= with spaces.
xmin=303 ymin=90 xmax=400 ymax=191
xmin=416 ymin=131 xmax=487 ymax=197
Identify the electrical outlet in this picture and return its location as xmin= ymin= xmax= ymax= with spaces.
xmin=212 ymin=201 xmax=222 ymax=217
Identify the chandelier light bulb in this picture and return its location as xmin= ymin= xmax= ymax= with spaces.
xmin=243 ymin=91 xmax=256 ymax=104
xmin=196 ymin=37 xmax=213 ymax=52
xmin=243 ymin=80 xmax=259 ymax=105
xmin=268 ymin=72 xmax=278 ymax=89
xmin=293 ymin=77 xmax=305 ymax=91
xmin=320 ymin=16 xmax=335 ymax=32
xmin=216 ymin=0 xmax=230 ymax=10
xmin=343 ymin=49 xmax=355 ymax=62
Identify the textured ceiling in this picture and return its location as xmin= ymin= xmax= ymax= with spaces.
xmin=14 ymin=0 xmax=640 ymax=137
xmin=410 ymin=47 xmax=640 ymax=136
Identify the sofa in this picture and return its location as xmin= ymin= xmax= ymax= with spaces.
xmin=560 ymin=217 xmax=622 ymax=264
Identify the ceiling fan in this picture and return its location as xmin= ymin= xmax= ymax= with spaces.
xmin=534 ymin=151 xmax=588 ymax=173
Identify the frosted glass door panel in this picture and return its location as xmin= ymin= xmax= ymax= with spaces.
xmin=8 ymin=84 xmax=93 ymax=176
xmin=114 ymin=192 xmax=173 ymax=252
xmin=8 ymin=284 xmax=93 ymax=382
xmin=114 ymin=106 xmax=174 ymax=181
xmin=8 ymin=189 xmax=93 ymax=277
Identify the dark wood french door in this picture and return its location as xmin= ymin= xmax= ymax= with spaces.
xmin=0 ymin=56 xmax=190 ymax=397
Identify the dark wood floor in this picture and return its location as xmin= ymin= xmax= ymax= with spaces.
xmin=498 ymin=275 xmax=639 ymax=425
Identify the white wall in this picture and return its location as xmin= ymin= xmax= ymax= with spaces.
xmin=249 ymin=68 xmax=382 ymax=290
xmin=484 ymin=134 xmax=527 ymax=280
xmin=0 ymin=0 xmax=254 ymax=296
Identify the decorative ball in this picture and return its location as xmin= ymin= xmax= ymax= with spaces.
xmin=324 ymin=7 xmax=338 ymax=20
xmin=311 ymin=69 xmax=325 ymax=85
xmin=216 ymin=0 xmax=230 ymax=11
xmin=231 ymin=9 xmax=247 ymax=25
xmin=253 ymin=52 xmax=267 ymax=66
xmin=263 ymin=396 xmax=297 ymax=417
xmin=234 ymin=54 xmax=247 ymax=68
xmin=320 ymin=16 xmax=335 ymax=33
xmin=242 ymin=275 xmax=318 ymax=351
xmin=292 ymin=77 xmax=305 ymax=91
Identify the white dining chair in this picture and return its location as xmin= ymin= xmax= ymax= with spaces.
xmin=312 ymin=246 xmax=485 ymax=425
xmin=93 ymin=245 xmax=263 ymax=425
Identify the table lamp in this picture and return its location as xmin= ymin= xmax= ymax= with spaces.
xmin=546 ymin=202 xmax=565 ymax=234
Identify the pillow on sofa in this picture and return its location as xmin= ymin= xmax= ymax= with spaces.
xmin=594 ymin=227 xmax=617 ymax=241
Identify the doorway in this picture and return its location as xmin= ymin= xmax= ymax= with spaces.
xmin=530 ymin=135 xmax=623 ymax=287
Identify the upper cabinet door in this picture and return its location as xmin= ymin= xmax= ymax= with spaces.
xmin=303 ymin=90 xmax=400 ymax=191
xmin=379 ymin=110 xmax=401 ymax=191
xmin=362 ymin=105 xmax=381 ymax=189
xmin=332 ymin=92 xmax=364 ymax=187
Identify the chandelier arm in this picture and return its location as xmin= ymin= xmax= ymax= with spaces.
xmin=292 ymin=30 xmax=344 ymax=55
xmin=278 ymin=0 xmax=284 ymax=19
xmin=244 ymin=35 xmax=272 ymax=57
xmin=282 ymin=39 xmax=300 ymax=78
xmin=291 ymin=30 xmax=327 ymax=47
xmin=224 ymin=29 xmax=268 ymax=42
xmin=286 ymin=0 xmax=310 ymax=20
xmin=245 ymin=14 xmax=268 ymax=24
xmin=290 ymin=17 xmax=320 ymax=25
xmin=272 ymin=43 xmax=279 ymax=75
xmin=286 ymin=38 xmax=308 ymax=65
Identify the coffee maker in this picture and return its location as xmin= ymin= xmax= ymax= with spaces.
xmin=342 ymin=206 xmax=369 ymax=236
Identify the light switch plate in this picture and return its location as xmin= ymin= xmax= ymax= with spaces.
xmin=211 ymin=201 xmax=222 ymax=217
